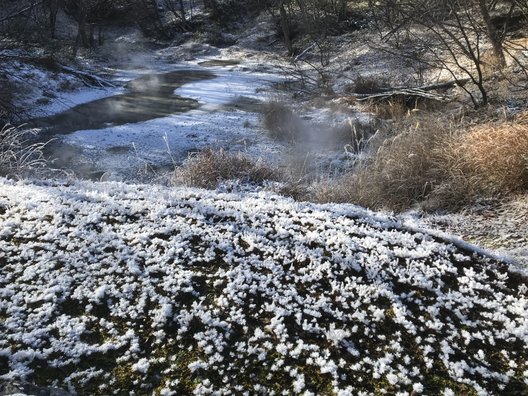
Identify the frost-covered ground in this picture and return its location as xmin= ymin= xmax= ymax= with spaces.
xmin=0 ymin=178 xmax=527 ymax=395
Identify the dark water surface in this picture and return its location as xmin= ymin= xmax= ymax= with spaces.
xmin=33 ymin=69 xmax=216 ymax=136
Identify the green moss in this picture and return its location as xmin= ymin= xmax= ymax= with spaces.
xmin=422 ymin=374 xmax=478 ymax=396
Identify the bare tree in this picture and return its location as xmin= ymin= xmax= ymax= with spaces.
xmin=132 ymin=0 xmax=169 ymax=38
xmin=47 ymin=0 xmax=60 ymax=38
xmin=371 ymin=0 xmax=528 ymax=106
xmin=279 ymin=0 xmax=294 ymax=55
xmin=163 ymin=0 xmax=191 ymax=30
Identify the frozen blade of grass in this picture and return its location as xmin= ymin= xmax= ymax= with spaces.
xmin=163 ymin=132 xmax=177 ymax=168
xmin=0 ymin=124 xmax=48 ymax=178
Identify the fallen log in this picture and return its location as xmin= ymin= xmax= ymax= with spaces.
xmin=351 ymin=78 xmax=471 ymax=102
xmin=58 ymin=65 xmax=116 ymax=88
xmin=354 ymin=89 xmax=450 ymax=102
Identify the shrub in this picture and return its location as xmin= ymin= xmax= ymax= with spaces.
xmin=310 ymin=115 xmax=454 ymax=209
xmin=349 ymin=74 xmax=390 ymax=95
xmin=362 ymin=97 xmax=410 ymax=119
xmin=311 ymin=141 xmax=446 ymax=208
xmin=311 ymin=110 xmax=528 ymax=211
xmin=173 ymin=148 xmax=279 ymax=189
xmin=360 ymin=96 xmax=447 ymax=120
xmin=0 ymin=125 xmax=47 ymax=178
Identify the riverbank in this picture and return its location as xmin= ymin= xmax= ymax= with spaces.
xmin=10 ymin=44 xmax=286 ymax=181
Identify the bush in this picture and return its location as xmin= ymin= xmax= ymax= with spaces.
xmin=173 ymin=149 xmax=279 ymax=189
xmin=311 ymin=111 xmax=528 ymax=211
xmin=350 ymin=74 xmax=390 ymax=95
xmin=448 ymin=113 xmax=528 ymax=195
xmin=359 ymin=96 xmax=446 ymax=120
xmin=311 ymin=117 xmax=450 ymax=209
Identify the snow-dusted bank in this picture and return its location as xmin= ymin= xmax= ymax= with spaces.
xmin=0 ymin=178 xmax=527 ymax=395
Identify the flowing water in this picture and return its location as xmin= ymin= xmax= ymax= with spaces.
xmin=32 ymin=65 xmax=277 ymax=181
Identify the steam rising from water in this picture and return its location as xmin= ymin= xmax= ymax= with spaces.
xmin=262 ymin=101 xmax=376 ymax=180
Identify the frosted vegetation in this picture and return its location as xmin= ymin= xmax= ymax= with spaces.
xmin=1 ymin=1 xmax=528 ymax=394
xmin=0 ymin=179 xmax=527 ymax=395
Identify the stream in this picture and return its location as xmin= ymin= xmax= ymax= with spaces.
xmin=33 ymin=63 xmax=281 ymax=181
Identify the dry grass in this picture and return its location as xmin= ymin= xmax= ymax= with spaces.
xmin=0 ymin=124 xmax=47 ymax=178
xmin=446 ymin=113 xmax=528 ymax=194
xmin=327 ymin=118 xmax=377 ymax=152
xmin=176 ymin=110 xmax=528 ymax=210
xmin=311 ymin=116 xmax=451 ymax=209
xmin=349 ymin=74 xmax=390 ymax=95
xmin=173 ymin=149 xmax=279 ymax=189
xmin=360 ymin=96 xmax=447 ymax=120
xmin=311 ymin=111 xmax=528 ymax=211
xmin=362 ymin=97 xmax=410 ymax=119
xmin=517 ymin=110 xmax=528 ymax=124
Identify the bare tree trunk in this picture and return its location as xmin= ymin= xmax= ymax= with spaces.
xmin=164 ymin=0 xmax=188 ymax=29
xmin=338 ymin=0 xmax=347 ymax=21
xmin=75 ymin=0 xmax=89 ymax=47
xmin=89 ymin=22 xmax=95 ymax=47
xmin=98 ymin=24 xmax=103 ymax=45
xmin=48 ymin=0 xmax=59 ymax=38
xmin=203 ymin=0 xmax=218 ymax=13
xmin=178 ymin=0 xmax=186 ymax=22
xmin=279 ymin=0 xmax=294 ymax=55
xmin=78 ymin=19 xmax=88 ymax=47
xmin=135 ymin=0 xmax=168 ymax=38
xmin=478 ymin=0 xmax=506 ymax=68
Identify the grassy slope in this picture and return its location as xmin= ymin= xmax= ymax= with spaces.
xmin=0 ymin=178 xmax=527 ymax=395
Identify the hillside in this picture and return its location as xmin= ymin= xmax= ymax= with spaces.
xmin=0 ymin=178 xmax=527 ymax=395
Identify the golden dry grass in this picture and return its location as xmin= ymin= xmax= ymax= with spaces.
xmin=312 ymin=117 xmax=450 ymax=209
xmin=362 ymin=97 xmax=410 ymax=119
xmin=447 ymin=113 xmax=528 ymax=194
xmin=311 ymin=111 xmax=528 ymax=210
xmin=173 ymin=149 xmax=279 ymax=189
